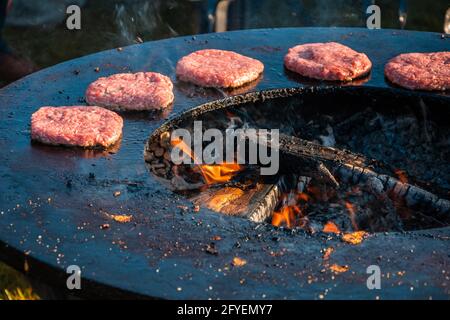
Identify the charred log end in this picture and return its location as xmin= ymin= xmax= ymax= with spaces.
xmin=189 ymin=182 xmax=281 ymax=222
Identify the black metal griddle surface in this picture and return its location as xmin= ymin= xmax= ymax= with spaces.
xmin=0 ymin=28 xmax=449 ymax=299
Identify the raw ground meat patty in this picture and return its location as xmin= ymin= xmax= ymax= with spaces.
xmin=31 ymin=106 xmax=123 ymax=148
xmin=284 ymin=42 xmax=372 ymax=81
xmin=176 ymin=49 xmax=264 ymax=88
xmin=85 ymin=72 xmax=174 ymax=111
xmin=385 ymin=52 xmax=450 ymax=91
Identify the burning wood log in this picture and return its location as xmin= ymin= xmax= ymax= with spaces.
xmin=246 ymin=182 xmax=282 ymax=222
xmin=276 ymin=133 xmax=379 ymax=172
xmin=334 ymin=164 xmax=450 ymax=214
xmin=189 ymin=182 xmax=281 ymax=222
xmin=269 ymin=134 xmax=450 ymax=215
xmin=147 ymin=127 xmax=449 ymax=226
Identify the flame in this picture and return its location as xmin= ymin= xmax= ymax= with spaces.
xmin=195 ymin=163 xmax=242 ymax=185
xmin=271 ymin=190 xmax=311 ymax=228
xmin=297 ymin=192 xmax=310 ymax=202
xmin=272 ymin=205 xmax=301 ymax=228
xmin=171 ymin=137 xmax=241 ymax=185
xmin=344 ymin=201 xmax=359 ymax=230
xmin=395 ymin=169 xmax=408 ymax=184
xmin=171 ymin=137 xmax=199 ymax=162
xmin=323 ymin=221 xmax=341 ymax=234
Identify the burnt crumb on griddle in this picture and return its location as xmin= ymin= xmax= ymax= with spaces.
xmin=205 ymin=243 xmax=218 ymax=255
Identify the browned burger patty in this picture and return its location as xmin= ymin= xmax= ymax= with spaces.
xmin=176 ymin=49 xmax=264 ymax=88
xmin=284 ymin=42 xmax=372 ymax=81
xmin=31 ymin=106 xmax=123 ymax=148
xmin=85 ymin=72 xmax=174 ymax=111
xmin=385 ymin=52 xmax=450 ymax=91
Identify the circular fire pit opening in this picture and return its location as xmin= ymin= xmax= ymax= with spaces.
xmin=145 ymin=86 xmax=450 ymax=234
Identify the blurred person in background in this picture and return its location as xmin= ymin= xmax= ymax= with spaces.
xmin=0 ymin=0 xmax=85 ymax=84
xmin=0 ymin=0 xmax=35 ymax=83
xmin=0 ymin=0 xmax=448 ymax=85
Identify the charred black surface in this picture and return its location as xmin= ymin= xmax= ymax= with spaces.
xmin=1 ymin=28 xmax=450 ymax=299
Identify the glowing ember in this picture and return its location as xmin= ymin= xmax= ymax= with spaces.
xmin=171 ymin=137 xmax=242 ymax=185
xmin=323 ymin=221 xmax=341 ymax=234
xmin=232 ymin=257 xmax=247 ymax=267
xmin=112 ymin=214 xmax=132 ymax=223
xmin=395 ymin=169 xmax=409 ymax=184
xmin=329 ymin=264 xmax=349 ymax=274
xmin=323 ymin=247 xmax=334 ymax=260
xmin=297 ymin=192 xmax=310 ymax=202
xmin=342 ymin=231 xmax=368 ymax=245
xmin=204 ymin=187 xmax=244 ymax=211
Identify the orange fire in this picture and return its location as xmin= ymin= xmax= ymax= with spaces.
xmin=297 ymin=192 xmax=310 ymax=202
xmin=195 ymin=163 xmax=242 ymax=185
xmin=344 ymin=201 xmax=359 ymax=230
xmin=272 ymin=205 xmax=301 ymax=228
xmin=395 ymin=169 xmax=408 ymax=184
xmin=171 ymin=137 xmax=241 ymax=185
xmin=271 ymin=191 xmax=311 ymax=228
xmin=323 ymin=221 xmax=341 ymax=234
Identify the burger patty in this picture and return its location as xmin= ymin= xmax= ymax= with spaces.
xmin=85 ymin=72 xmax=174 ymax=111
xmin=31 ymin=106 xmax=123 ymax=148
xmin=385 ymin=52 xmax=450 ymax=91
xmin=176 ymin=49 xmax=264 ymax=88
xmin=284 ymin=42 xmax=372 ymax=81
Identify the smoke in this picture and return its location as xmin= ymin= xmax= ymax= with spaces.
xmin=5 ymin=0 xmax=87 ymax=27
xmin=114 ymin=0 xmax=179 ymax=46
